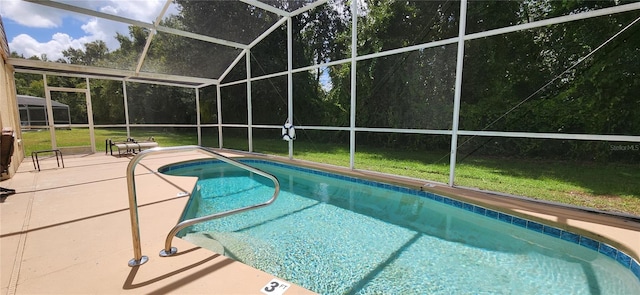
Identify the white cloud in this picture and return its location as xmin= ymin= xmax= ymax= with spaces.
xmin=100 ymin=0 xmax=171 ymax=23
xmin=81 ymin=18 xmax=112 ymax=44
xmin=0 ymin=0 xmax=65 ymax=28
xmin=8 ymin=16 xmax=117 ymax=60
xmin=2 ymin=0 xmax=173 ymax=61
xmin=10 ymin=33 xmax=83 ymax=61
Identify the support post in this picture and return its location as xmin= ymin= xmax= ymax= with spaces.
xmin=246 ymin=50 xmax=253 ymax=152
xmin=349 ymin=0 xmax=358 ymax=169
xmin=123 ymin=81 xmax=131 ymax=138
xmin=195 ymin=88 xmax=202 ymax=146
xmin=43 ymin=74 xmax=57 ymax=149
xmin=448 ymin=0 xmax=468 ymax=186
xmin=287 ymin=17 xmax=294 ymax=159
xmin=216 ymin=85 xmax=223 ymax=148
xmin=85 ymin=77 xmax=96 ymax=153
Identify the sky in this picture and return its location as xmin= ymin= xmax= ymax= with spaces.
xmin=1 ymin=0 xmax=334 ymax=90
xmin=0 ymin=0 xmax=174 ymax=61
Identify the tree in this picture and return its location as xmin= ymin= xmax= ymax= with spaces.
xmin=62 ymin=41 xmax=109 ymax=66
xmin=331 ymin=0 xmax=459 ymax=148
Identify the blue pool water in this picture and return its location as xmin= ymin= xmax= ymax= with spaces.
xmin=161 ymin=159 xmax=640 ymax=294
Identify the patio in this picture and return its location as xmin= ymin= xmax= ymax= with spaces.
xmin=1 ymin=151 xmax=314 ymax=294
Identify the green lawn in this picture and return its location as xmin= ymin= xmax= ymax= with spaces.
xmin=20 ymin=128 xmax=640 ymax=216
xmin=21 ymin=128 xmax=200 ymax=155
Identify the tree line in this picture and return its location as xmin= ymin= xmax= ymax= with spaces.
xmin=13 ymin=0 xmax=639 ymax=162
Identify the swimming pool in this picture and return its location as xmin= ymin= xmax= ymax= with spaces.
xmin=161 ymin=159 xmax=640 ymax=294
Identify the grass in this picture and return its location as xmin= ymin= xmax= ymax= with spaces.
xmin=21 ymin=128 xmax=200 ymax=155
xmin=20 ymin=128 xmax=640 ymax=216
xmin=454 ymin=158 xmax=640 ymax=214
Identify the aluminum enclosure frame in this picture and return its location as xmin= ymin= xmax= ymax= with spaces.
xmin=6 ymin=0 xmax=640 ymax=186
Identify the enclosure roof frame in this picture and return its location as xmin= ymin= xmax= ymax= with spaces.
xmin=12 ymin=0 xmax=328 ymax=87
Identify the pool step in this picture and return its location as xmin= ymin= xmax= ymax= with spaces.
xmin=182 ymin=231 xmax=283 ymax=273
xmin=182 ymin=232 xmax=226 ymax=255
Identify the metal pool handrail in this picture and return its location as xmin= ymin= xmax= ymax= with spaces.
xmin=126 ymin=145 xmax=280 ymax=267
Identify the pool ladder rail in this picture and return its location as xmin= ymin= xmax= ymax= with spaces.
xmin=125 ymin=145 xmax=280 ymax=267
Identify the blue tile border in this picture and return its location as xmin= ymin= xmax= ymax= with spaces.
xmin=512 ymin=216 xmax=527 ymax=228
xmin=543 ymin=225 xmax=562 ymax=238
xmin=160 ymin=158 xmax=640 ymax=282
xmin=560 ymin=231 xmax=581 ymax=244
xmin=527 ymin=221 xmax=543 ymax=233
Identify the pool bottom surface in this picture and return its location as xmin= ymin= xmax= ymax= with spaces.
xmin=171 ymin=163 xmax=639 ymax=295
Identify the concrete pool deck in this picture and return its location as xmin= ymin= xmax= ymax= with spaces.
xmin=1 ymin=151 xmax=315 ymax=295
xmin=1 ymin=149 xmax=639 ymax=294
